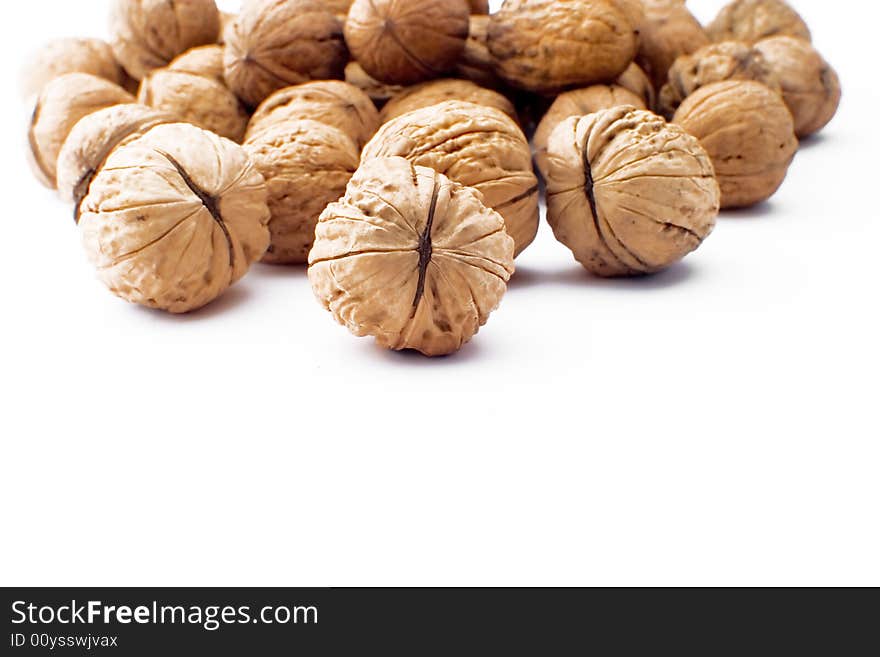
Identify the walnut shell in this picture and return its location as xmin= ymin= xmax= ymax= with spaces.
xmin=637 ymin=0 xmax=711 ymax=90
xmin=244 ymin=119 xmax=359 ymax=264
xmin=20 ymin=38 xmax=126 ymax=100
xmin=225 ymin=0 xmax=348 ymax=108
xmin=345 ymin=62 xmax=407 ymax=107
xmin=309 ymin=157 xmax=514 ymax=356
xmin=467 ymin=0 xmax=490 ymax=13
xmin=753 ymin=37 xmax=841 ymax=138
xmin=28 ymin=73 xmax=135 ymax=189
xmin=380 ymin=79 xmax=517 ymax=124
xmin=533 ymin=85 xmax=647 ymax=177
xmin=57 ymin=104 xmax=176 ymax=207
xmin=658 ymin=41 xmax=781 ymax=119
xmin=218 ymin=12 xmax=236 ymax=44
xmin=168 ymin=45 xmax=225 ymax=83
xmin=246 ymin=81 xmax=380 ymax=149
xmin=110 ymin=0 xmax=221 ymax=80
xmin=79 ymin=123 xmax=270 ymax=313
xmin=138 ymin=68 xmax=249 ymax=142
xmin=344 ymin=0 xmax=470 ymax=85
xmin=673 ymin=80 xmax=797 ymax=208
xmin=323 ymin=0 xmax=353 ymax=15
xmin=707 ymin=0 xmax=811 ymax=45
xmin=487 ymin=0 xmax=641 ymax=94
xmin=455 ymin=15 xmax=507 ymax=90
xmin=362 ymin=100 xmax=539 ymax=257
xmin=616 ymin=62 xmax=657 ymax=111
xmin=545 ymin=106 xmax=720 ymax=277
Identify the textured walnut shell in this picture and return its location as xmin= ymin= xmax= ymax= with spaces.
xmin=616 ymin=63 xmax=657 ymax=111
xmin=345 ymin=0 xmax=470 ymax=85
xmin=637 ymin=0 xmax=711 ymax=90
xmin=707 ymin=0 xmax=811 ymax=45
xmin=533 ymin=85 xmax=647 ymax=177
xmin=545 ymin=107 xmax=720 ymax=277
xmin=20 ymin=38 xmax=126 ymax=100
xmin=225 ymin=0 xmax=348 ymax=108
xmin=673 ymin=80 xmax=797 ymax=208
xmin=362 ymin=100 xmax=539 ymax=257
xmin=138 ymin=69 xmax=249 ymax=142
xmin=455 ymin=15 xmax=507 ymax=91
xmin=57 ymin=104 xmax=176 ymax=207
xmin=247 ymin=81 xmax=380 ymax=149
xmin=79 ymin=123 xmax=270 ymax=313
xmin=753 ymin=37 xmax=841 ymax=138
xmin=245 ymin=119 xmax=359 ymax=265
xmin=323 ymin=0 xmax=353 ymax=15
xmin=345 ymin=62 xmax=407 ymax=107
xmin=658 ymin=41 xmax=781 ymax=119
xmin=168 ymin=45 xmax=225 ymax=83
xmin=110 ymin=0 xmax=221 ymax=80
xmin=28 ymin=73 xmax=135 ymax=189
xmin=487 ymin=0 xmax=641 ymax=94
xmin=380 ymin=79 xmax=518 ymax=124
xmin=309 ymin=157 xmax=514 ymax=356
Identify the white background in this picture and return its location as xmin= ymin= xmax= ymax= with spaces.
xmin=0 ymin=0 xmax=877 ymax=587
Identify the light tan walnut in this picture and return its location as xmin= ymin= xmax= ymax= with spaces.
xmin=545 ymin=106 xmax=719 ymax=277
xmin=380 ymin=79 xmax=517 ymax=124
xmin=218 ymin=12 xmax=236 ymax=44
xmin=362 ymin=100 xmax=539 ymax=257
xmin=344 ymin=0 xmax=470 ymax=85
xmin=20 ymin=38 xmax=126 ymax=100
xmin=616 ymin=63 xmax=657 ymax=111
xmin=309 ymin=157 xmax=515 ymax=356
xmin=168 ymin=45 xmax=225 ymax=83
xmin=707 ymin=0 xmax=811 ymax=44
xmin=245 ymin=119 xmax=359 ymax=264
xmin=345 ymin=62 xmax=407 ymax=107
xmin=78 ymin=123 xmax=270 ymax=313
xmin=109 ymin=0 xmax=220 ymax=80
xmin=637 ymin=0 xmax=711 ymax=90
xmin=224 ymin=0 xmax=347 ymax=108
xmin=673 ymin=80 xmax=797 ymax=208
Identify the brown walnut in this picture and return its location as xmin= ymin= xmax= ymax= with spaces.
xmin=309 ymin=156 xmax=515 ymax=356
xmin=673 ymin=80 xmax=797 ymax=208
xmin=244 ymin=119 xmax=360 ymax=265
xmin=78 ymin=123 xmax=270 ymax=314
xmin=20 ymin=38 xmax=126 ymax=100
xmin=344 ymin=0 xmax=470 ymax=85
xmin=345 ymin=62 xmax=407 ymax=107
xmin=637 ymin=0 xmax=711 ymax=90
xmin=467 ymin=0 xmax=490 ymax=13
xmin=109 ymin=0 xmax=221 ymax=80
xmin=544 ymin=106 xmax=720 ymax=277
xmin=362 ymin=100 xmax=539 ymax=257
xmin=455 ymin=15 xmax=507 ymax=91
xmin=224 ymin=0 xmax=348 ymax=108
xmin=380 ymin=79 xmax=518 ymax=124
xmin=168 ymin=45 xmax=225 ymax=83
xmin=707 ymin=0 xmax=811 ymax=44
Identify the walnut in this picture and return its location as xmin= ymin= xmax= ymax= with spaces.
xmin=224 ymin=0 xmax=348 ymax=108
xmin=636 ymin=0 xmax=711 ymax=90
xmin=362 ymin=100 xmax=539 ymax=256
xmin=20 ymin=38 xmax=125 ymax=100
xmin=753 ymin=37 xmax=841 ymax=138
xmin=380 ymin=79 xmax=518 ymax=124
xmin=453 ymin=15 xmax=507 ymax=91
xmin=168 ymin=45 xmax=225 ymax=83
xmin=78 ymin=123 xmax=270 ymax=314
xmin=244 ymin=119 xmax=359 ymax=264
xmin=544 ymin=106 xmax=719 ymax=277
xmin=57 ymin=104 xmax=176 ymax=208
xmin=707 ymin=0 xmax=811 ymax=45
xmin=673 ymin=80 xmax=797 ymax=208
xmin=658 ymin=41 xmax=781 ymax=119
xmin=28 ymin=73 xmax=135 ymax=189
xmin=309 ymin=156 xmax=514 ymax=356
xmin=138 ymin=68 xmax=249 ymax=142
xmin=616 ymin=62 xmax=656 ymax=111
xmin=323 ymin=0 xmax=353 ymax=15
xmin=218 ymin=12 xmax=236 ymax=44
xmin=533 ymin=85 xmax=647 ymax=177
xmin=487 ymin=0 xmax=642 ymax=94
xmin=345 ymin=62 xmax=407 ymax=107
xmin=344 ymin=0 xmax=470 ymax=85
xmin=467 ymin=0 xmax=490 ymax=13
xmin=246 ymin=81 xmax=380 ymax=149
xmin=109 ymin=0 xmax=221 ymax=80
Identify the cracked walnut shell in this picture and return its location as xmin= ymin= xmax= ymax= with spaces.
xmin=636 ymin=0 xmax=711 ymax=90
xmin=78 ymin=123 xmax=270 ymax=314
xmin=309 ymin=157 xmax=515 ymax=356
xmin=673 ymin=80 xmax=797 ymax=208
xmin=362 ymin=100 xmax=539 ymax=257
xmin=110 ymin=0 xmax=221 ymax=80
xmin=20 ymin=38 xmax=126 ymax=100
xmin=707 ymin=0 xmax=811 ymax=45
xmin=545 ymin=106 xmax=720 ymax=277
xmin=380 ymin=79 xmax=518 ymax=124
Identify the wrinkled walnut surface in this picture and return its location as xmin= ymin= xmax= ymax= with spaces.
xmin=110 ymin=0 xmax=220 ymax=80
xmin=345 ymin=0 xmax=470 ymax=85
xmin=545 ymin=106 xmax=720 ymax=277
xmin=168 ymin=45 xmax=225 ymax=82
xmin=245 ymin=119 xmax=359 ymax=265
xmin=362 ymin=100 xmax=539 ymax=257
xmin=380 ymin=79 xmax=518 ymax=124
xmin=20 ymin=38 xmax=125 ymax=100
xmin=247 ymin=81 xmax=380 ymax=148
xmin=309 ymin=156 xmax=514 ymax=356
xmin=637 ymin=0 xmax=711 ymax=90
xmin=79 ymin=123 xmax=270 ymax=313
xmin=345 ymin=62 xmax=407 ymax=106
xmin=224 ymin=0 xmax=347 ymax=108
xmin=673 ymin=80 xmax=797 ymax=208
xmin=707 ymin=0 xmax=811 ymax=44
xmin=28 ymin=73 xmax=135 ymax=189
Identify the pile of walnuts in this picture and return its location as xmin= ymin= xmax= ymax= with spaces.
xmin=22 ymin=0 xmax=841 ymax=356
